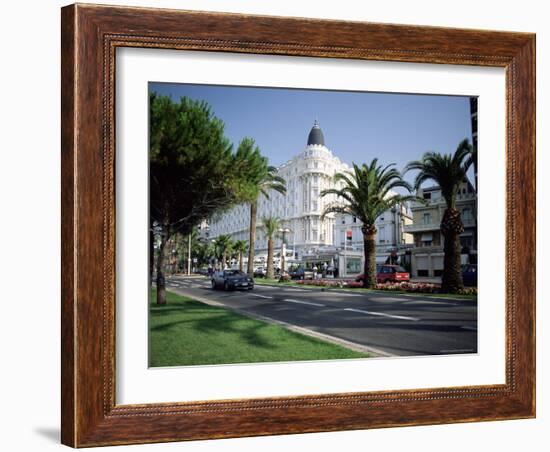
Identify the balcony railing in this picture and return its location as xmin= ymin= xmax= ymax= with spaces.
xmin=404 ymin=218 xmax=476 ymax=233
xmin=410 ymin=192 xmax=477 ymax=207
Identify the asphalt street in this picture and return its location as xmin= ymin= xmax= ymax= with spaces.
xmin=164 ymin=275 xmax=478 ymax=357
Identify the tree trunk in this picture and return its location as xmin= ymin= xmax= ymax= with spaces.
xmin=440 ymin=208 xmax=465 ymax=293
xmin=149 ymin=227 xmax=154 ymax=287
xmin=247 ymin=200 xmax=258 ymax=276
xmin=266 ymin=237 xmax=274 ymax=279
xmin=222 ymin=250 xmax=227 ymax=270
xmin=239 ymin=251 xmax=243 ymax=272
xmin=156 ymin=230 xmax=167 ymax=305
xmin=361 ymin=225 xmax=377 ymax=289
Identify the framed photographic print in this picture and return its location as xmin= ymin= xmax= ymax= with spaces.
xmin=61 ymin=3 xmax=535 ymax=447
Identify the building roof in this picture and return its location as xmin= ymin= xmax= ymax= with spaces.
xmin=307 ymin=120 xmax=325 ymax=146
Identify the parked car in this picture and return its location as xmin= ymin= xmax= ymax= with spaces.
xmin=461 ymin=264 xmax=478 ymax=287
xmin=211 ymin=270 xmax=254 ymax=291
xmin=253 ymin=267 xmax=267 ymax=278
xmin=356 ymin=265 xmax=410 ymax=284
xmin=289 ymin=267 xmax=314 ymax=280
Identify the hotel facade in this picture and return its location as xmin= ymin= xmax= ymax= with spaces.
xmin=208 ymin=121 xmax=349 ymax=260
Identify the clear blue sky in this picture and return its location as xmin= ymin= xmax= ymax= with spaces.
xmin=150 ymin=82 xmax=474 ymax=185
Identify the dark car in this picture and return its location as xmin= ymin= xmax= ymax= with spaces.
xmin=356 ymin=265 xmax=410 ymax=284
xmin=289 ymin=267 xmax=314 ymax=280
xmin=462 ymin=264 xmax=478 ymax=287
xmin=211 ymin=270 xmax=254 ymax=291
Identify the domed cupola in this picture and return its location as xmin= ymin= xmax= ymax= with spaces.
xmin=307 ymin=119 xmax=325 ymax=146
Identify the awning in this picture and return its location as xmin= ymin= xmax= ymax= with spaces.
xmin=421 ymin=232 xmax=433 ymax=241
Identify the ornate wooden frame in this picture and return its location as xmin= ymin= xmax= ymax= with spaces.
xmin=61 ymin=3 xmax=536 ymax=447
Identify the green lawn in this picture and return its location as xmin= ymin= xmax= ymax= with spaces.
xmin=149 ymin=289 xmax=368 ymax=367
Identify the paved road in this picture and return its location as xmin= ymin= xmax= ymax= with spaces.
xmin=164 ymin=275 xmax=478 ymax=357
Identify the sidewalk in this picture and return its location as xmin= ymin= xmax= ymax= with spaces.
xmin=410 ymin=277 xmax=442 ymax=284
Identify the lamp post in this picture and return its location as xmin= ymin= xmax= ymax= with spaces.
xmin=278 ymin=227 xmax=291 ymax=274
xmin=187 ymin=234 xmax=192 ymax=275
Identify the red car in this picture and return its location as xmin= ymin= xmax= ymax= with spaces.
xmin=355 ymin=265 xmax=410 ymax=284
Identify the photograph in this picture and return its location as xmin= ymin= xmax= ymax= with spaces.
xmin=148 ymin=83 xmax=479 ymax=367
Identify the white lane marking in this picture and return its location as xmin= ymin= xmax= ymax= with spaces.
xmin=400 ymin=293 xmax=474 ymax=302
xmin=344 ymin=308 xmax=419 ymax=321
xmin=407 ymin=300 xmax=457 ymax=306
xmin=368 ymin=297 xmax=409 ymax=302
xmin=283 ymin=299 xmax=325 ymax=307
xmin=283 ymin=288 xmax=308 ymax=292
xmin=251 ymin=294 xmax=273 ymax=299
xmin=461 ymin=326 xmax=478 ymax=331
xmin=326 ymin=292 xmax=363 ymax=297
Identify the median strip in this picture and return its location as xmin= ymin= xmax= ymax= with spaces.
xmin=283 ymin=299 xmax=325 ymax=307
xmin=344 ymin=308 xmax=419 ymax=321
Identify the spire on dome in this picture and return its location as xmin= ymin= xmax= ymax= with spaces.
xmin=307 ymin=120 xmax=325 ymax=146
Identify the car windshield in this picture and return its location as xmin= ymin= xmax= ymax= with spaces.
xmin=393 ymin=266 xmax=407 ymax=273
xmin=224 ymin=270 xmax=245 ymax=277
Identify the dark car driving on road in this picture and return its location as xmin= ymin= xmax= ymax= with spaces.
xmin=211 ymin=270 xmax=254 ymax=291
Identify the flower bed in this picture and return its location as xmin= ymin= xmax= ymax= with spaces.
xmin=295 ymin=279 xmax=348 ymax=288
xmin=295 ymin=279 xmax=477 ymax=295
xmin=374 ymin=282 xmax=440 ymax=293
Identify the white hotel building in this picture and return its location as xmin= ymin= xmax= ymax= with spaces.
xmin=208 ymin=121 xmax=349 ymax=259
xmin=207 ymin=121 xmax=412 ymax=273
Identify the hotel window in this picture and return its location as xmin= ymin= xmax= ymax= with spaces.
xmin=312 ymin=201 xmax=318 ymax=211
xmin=312 ymin=229 xmax=318 ymax=241
xmin=423 ymin=192 xmax=432 ymax=200
xmin=462 ymin=208 xmax=472 ymax=221
xmin=423 ymin=213 xmax=432 ymax=225
xmin=420 ymin=232 xmax=433 ymax=247
xmin=314 ymin=162 xmax=318 ymax=169
xmin=353 ymin=216 xmax=357 ymax=223
xmin=378 ymin=225 xmax=386 ymax=243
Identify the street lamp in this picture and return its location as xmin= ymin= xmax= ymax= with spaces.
xmin=278 ymin=227 xmax=291 ymax=274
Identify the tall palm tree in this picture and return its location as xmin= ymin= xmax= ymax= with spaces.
xmin=465 ymin=144 xmax=478 ymax=193
xmin=321 ymin=160 xmax=417 ymax=288
xmin=405 ymin=139 xmax=473 ymax=293
xmin=261 ymin=216 xmax=282 ymax=279
xmin=234 ymin=138 xmax=286 ymax=276
xmin=212 ymin=234 xmax=233 ymax=269
xmin=233 ymin=240 xmax=248 ymax=272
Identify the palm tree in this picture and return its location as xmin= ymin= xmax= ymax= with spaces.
xmin=212 ymin=234 xmax=233 ymax=269
xmin=465 ymin=144 xmax=478 ymax=193
xmin=321 ymin=160 xmax=417 ymax=288
xmin=233 ymin=240 xmax=248 ymax=272
xmin=234 ymin=138 xmax=286 ymax=276
xmin=261 ymin=216 xmax=282 ymax=279
xmin=405 ymin=139 xmax=473 ymax=293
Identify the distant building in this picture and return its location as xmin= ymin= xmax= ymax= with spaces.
xmin=331 ymin=206 xmax=413 ymax=276
xmin=404 ymin=181 xmax=477 ymax=278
